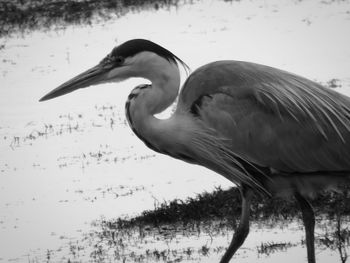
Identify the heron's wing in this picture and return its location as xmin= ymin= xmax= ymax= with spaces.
xmin=178 ymin=61 xmax=350 ymax=173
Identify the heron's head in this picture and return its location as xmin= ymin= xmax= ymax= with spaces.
xmin=39 ymin=39 xmax=189 ymax=101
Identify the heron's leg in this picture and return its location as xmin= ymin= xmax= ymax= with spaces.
xmin=220 ymin=185 xmax=253 ymax=263
xmin=295 ymin=192 xmax=316 ymax=263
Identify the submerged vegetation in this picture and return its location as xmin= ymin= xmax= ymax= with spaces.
xmin=2 ymin=0 xmax=349 ymax=38
xmin=23 ymin=186 xmax=348 ymax=262
xmin=82 ymin=186 xmax=350 ymax=262
xmin=0 ymin=0 xmax=185 ymax=37
xmin=114 ymin=186 xmax=350 ymax=228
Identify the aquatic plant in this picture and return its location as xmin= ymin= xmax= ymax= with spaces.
xmin=0 ymin=0 xmax=184 ymax=37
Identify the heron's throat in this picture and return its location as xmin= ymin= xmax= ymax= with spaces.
xmin=142 ymin=59 xmax=181 ymax=115
xmin=126 ymin=60 xmax=181 ymax=152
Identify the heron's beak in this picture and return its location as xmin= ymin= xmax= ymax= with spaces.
xmin=39 ymin=63 xmax=110 ymax=102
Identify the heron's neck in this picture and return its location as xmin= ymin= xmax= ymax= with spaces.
xmin=126 ymin=61 xmax=181 ymax=152
xmin=144 ymin=65 xmax=180 ymax=115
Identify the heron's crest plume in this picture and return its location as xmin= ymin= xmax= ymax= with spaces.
xmin=110 ymin=39 xmax=190 ymax=74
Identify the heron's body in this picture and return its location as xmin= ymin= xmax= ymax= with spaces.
xmin=126 ymin=58 xmax=350 ymax=197
xmin=40 ymin=39 xmax=350 ymax=263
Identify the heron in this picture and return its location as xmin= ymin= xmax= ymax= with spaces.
xmin=40 ymin=39 xmax=350 ymax=263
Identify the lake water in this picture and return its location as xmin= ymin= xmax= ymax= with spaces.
xmin=1 ymin=0 xmax=350 ymax=262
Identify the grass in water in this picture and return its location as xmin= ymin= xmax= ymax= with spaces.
xmin=0 ymin=0 xmax=184 ymax=37
xmin=83 ymin=186 xmax=349 ymax=262
xmin=113 ymin=185 xmax=350 ymax=229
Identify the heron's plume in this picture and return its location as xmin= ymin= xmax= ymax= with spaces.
xmin=188 ymin=124 xmax=270 ymax=195
xmin=256 ymin=71 xmax=350 ymax=142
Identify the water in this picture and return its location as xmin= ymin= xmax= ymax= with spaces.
xmin=1 ymin=0 xmax=350 ymax=262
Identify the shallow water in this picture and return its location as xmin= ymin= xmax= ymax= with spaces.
xmin=24 ymin=216 xmax=349 ymax=262
xmin=1 ymin=0 xmax=350 ymax=262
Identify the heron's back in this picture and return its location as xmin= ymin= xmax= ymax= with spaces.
xmin=176 ymin=60 xmax=350 ymax=194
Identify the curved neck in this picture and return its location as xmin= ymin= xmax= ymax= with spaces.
xmin=130 ymin=52 xmax=181 ymax=115
xmin=144 ymin=63 xmax=180 ymax=115
xmin=126 ymin=57 xmax=181 ymax=152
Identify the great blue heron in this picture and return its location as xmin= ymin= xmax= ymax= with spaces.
xmin=40 ymin=39 xmax=350 ymax=263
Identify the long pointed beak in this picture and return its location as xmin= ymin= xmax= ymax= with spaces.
xmin=39 ymin=64 xmax=109 ymax=102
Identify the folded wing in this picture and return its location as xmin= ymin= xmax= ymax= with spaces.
xmin=178 ymin=61 xmax=350 ymax=173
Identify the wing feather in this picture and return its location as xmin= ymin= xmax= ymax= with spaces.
xmin=177 ymin=61 xmax=350 ymax=177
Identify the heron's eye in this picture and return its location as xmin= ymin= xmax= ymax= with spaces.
xmin=114 ymin=56 xmax=124 ymax=64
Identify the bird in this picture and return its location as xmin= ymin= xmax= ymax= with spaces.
xmin=40 ymin=39 xmax=350 ymax=263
